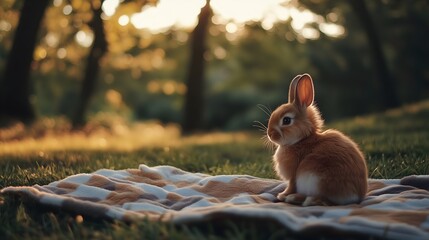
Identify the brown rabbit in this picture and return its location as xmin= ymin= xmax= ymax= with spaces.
xmin=267 ymin=74 xmax=367 ymax=206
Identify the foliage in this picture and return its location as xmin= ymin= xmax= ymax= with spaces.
xmin=1 ymin=100 xmax=429 ymax=239
xmin=0 ymin=0 xmax=428 ymax=129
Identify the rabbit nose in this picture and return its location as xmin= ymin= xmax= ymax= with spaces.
xmin=268 ymin=129 xmax=280 ymax=140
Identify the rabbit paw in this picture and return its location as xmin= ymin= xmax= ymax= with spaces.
xmin=302 ymin=196 xmax=329 ymax=206
xmin=277 ymin=187 xmax=295 ymax=201
xmin=277 ymin=191 xmax=287 ymax=201
xmin=284 ymin=193 xmax=306 ymax=205
xmin=302 ymin=196 xmax=317 ymax=206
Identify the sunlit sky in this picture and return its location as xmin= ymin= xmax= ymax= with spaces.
xmin=40 ymin=0 xmax=346 ymax=50
xmin=101 ymin=0 xmax=344 ymax=37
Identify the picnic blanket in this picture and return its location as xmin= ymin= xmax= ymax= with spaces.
xmin=2 ymin=164 xmax=429 ymax=239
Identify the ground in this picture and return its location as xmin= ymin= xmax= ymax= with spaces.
xmin=1 ymin=101 xmax=428 ymax=239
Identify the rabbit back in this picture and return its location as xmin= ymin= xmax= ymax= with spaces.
xmin=295 ymin=130 xmax=368 ymax=205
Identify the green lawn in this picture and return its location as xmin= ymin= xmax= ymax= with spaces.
xmin=1 ymin=101 xmax=429 ymax=239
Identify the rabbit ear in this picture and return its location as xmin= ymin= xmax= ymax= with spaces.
xmin=288 ymin=74 xmax=302 ymax=103
xmin=294 ymin=74 xmax=314 ymax=108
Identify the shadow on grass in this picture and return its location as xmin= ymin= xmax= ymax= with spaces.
xmin=0 ymin=196 xmax=382 ymax=240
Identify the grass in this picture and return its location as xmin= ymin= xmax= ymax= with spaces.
xmin=1 ymin=100 xmax=429 ymax=239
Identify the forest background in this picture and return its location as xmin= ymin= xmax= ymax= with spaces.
xmin=0 ymin=0 xmax=428 ymax=133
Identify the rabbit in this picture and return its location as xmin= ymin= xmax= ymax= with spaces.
xmin=267 ymin=74 xmax=368 ymax=206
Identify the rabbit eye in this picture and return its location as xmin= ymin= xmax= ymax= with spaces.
xmin=282 ymin=116 xmax=292 ymax=125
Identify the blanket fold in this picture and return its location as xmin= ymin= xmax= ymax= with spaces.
xmin=2 ymin=164 xmax=429 ymax=240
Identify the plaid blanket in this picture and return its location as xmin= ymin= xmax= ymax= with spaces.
xmin=2 ymin=164 xmax=429 ymax=239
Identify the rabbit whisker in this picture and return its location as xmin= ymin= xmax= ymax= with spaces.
xmin=253 ymin=120 xmax=268 ymax=130
xmin=260 ymin=134 xmax=276 ymax=152
xmin=257 ymin=104 xmax=272 ymax=117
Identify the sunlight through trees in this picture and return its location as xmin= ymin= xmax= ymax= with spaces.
xmin=0 ymin=0 xmax=428 ymax=130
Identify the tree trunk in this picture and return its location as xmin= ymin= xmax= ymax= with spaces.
xmin=182 ymin=0 xmax=213 ymax=133
xmin=72 ymin=1 xmax=108 ymax=130
xmin=0 ymin=0 xmax=50 ymax=124
xmin=349 ymin=0 xmax=399 ymax=109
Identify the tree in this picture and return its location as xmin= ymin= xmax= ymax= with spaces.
xmin=299 ymin=0 xmax=400 ymax=109
xmin=72 ymin=0 xmax=108 ymax=129
xmin=182 ymin=0 xmax=213 ymax=133
xmin=0 ymin=0 xmax=50 ymax=124
xmin=349 ymin=0 xmax=399 ymax=108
